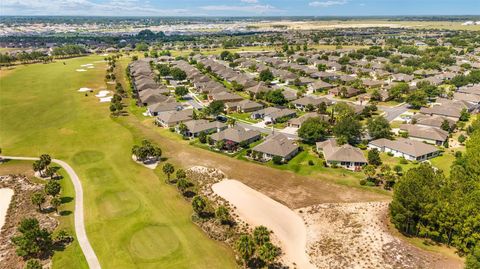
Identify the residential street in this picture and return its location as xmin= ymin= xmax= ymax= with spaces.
xmin=379 ymin=103 xmax=409 ymax=122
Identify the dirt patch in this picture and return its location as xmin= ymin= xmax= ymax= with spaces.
xmin=0 ymin=176 xmax=58 ymax=269
xmin=297 ymin=202 xmax=463 ymax=269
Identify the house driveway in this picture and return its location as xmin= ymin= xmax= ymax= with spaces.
xmin=280 ymin=126 xmax=299 ymax=135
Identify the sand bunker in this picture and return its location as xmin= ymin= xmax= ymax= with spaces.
xmin=132 ymin=155 xmax=158 ymax=169
xmin=78 ymin=87 xmax=92 ymax=92
xmin=0 ymin=188 xmax=14 ymax=230
xmin=212 ymin=179 xmax=315 ymax=269
xmin=95 ymin=90 xmax=111 ymax=98
xmin=76 ymin=69 xmax=87 ymax=72
xmin=99 ymin=96 xmax=113 ymax=103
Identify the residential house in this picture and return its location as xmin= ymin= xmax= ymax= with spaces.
xmin=316 ymin=139 xmax=367 ymax=171
xmin=147 ymin=102 xmax=183 ymax=116
xmin=399 ymin=124 xmax=448 ymax=145
xmin=287 ymin=113 xmax=330 ymax=128
xmin=225 ymin=100 xmax=263 ymax=113
xmin=245 ymin=82 xmax=270 ymax=97
xmin=208 ymin=91 xmax=244 ymax=103
xmin=329 ymin=87 xmax=361 ymax=98
xmin=179 ymin=120 xmax=227 ymax=138
xmin=419 ymin=99 xmax=477 ymax=121
xmin=155 ymin=109 xmax=193 ymax=127
xmin=251 ymin=107 xmax=296 ymax=123
xmin=453 ymin=92 xmax=480 ymax=104
xmin=412 ymin=114 xmax=456 ymax=130
xmin=368 ymin=138 xmax=440 ymax=161
xmin=253 ymin=133 xmax=299 ymax=162
xmin=292 ymin=96 xmax=332 ymax=111
xmin=210 ymin=126 xmax=261 ymax=147
xmin=308 ymin=80 xmax=334 ymax=92
xmin=458 ymin=84 xmax=480 ymax=96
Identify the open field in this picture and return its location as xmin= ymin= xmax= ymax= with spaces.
xmin=0 ymin=56 xmax=236 ymax=269
xmin=251 ymin=20 xmax=480 ymax=31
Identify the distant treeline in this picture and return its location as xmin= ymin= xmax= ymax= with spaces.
xmin=0 ymin=44 xmax=87 ymax=65
xmin=2 ymin=15 xmax=480 ymax=25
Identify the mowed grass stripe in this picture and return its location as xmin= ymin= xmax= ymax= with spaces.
xmin=0 ymin=56 xmax=236 ymax=269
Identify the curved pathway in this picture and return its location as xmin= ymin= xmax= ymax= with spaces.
xmin=1 ymin=156 xmax=101 ymax=269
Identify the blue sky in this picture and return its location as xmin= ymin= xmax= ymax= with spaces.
xmin=1 ymin=0 xmax=479 ymax=16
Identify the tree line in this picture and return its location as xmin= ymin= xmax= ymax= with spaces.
xmin=390 ymin=123 xmax=480 ymax=268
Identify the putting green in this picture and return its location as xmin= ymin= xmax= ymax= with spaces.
xmin=129 ymin=225 xmax=180 ymax=261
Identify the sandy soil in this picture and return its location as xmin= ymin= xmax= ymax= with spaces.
xmin=131 ymin=155 xmax=158 ymax=169
xmin=78 ymin=87 xmax=92 ymax=92
xmin=0 ymin=176 xmax=58 ymax=268
xmin=298 ymin=202 xmax=463 ymax=269
xmin=212 ymin=179 xmax=315 ymax=269
xmin=0 ymin=188 xmax=13 ymax=230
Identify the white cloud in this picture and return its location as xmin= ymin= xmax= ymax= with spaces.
xmin=1 ymin=0 xmax=190 ymax=16
xmin=200 ymin=4 xmax=280 ymax=14
xmin=240 ymin=0 xmax=259 ymax=3
xmin=308 ymin=0 xmax=348 ymax=7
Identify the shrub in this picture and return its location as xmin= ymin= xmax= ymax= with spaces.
xmin=359 ymin=179 xmax=367 ymax=186
xmin=246 ymin=149 xmax=252 ymax=156
xmin=198 ymin=132 xmax=207 ymax=144
xmin=308 ymin=160 xmax=314 ymax=166
xmin=169 ymin=127 xmax=175 ymax=132
xmin=25 ymin=259 xmax=42 ymax=269
xmin=399 ymin=158 xmax=408 ymax=164
xmin=387 ymin=152 xmax=394 ymax=157
xmin=272 ymin=156 xmax=283 ymax=165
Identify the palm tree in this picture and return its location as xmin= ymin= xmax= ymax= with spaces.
xmin=51 ymin=197 xmax=62 ymax=214
xmin=257 ymin=242 xmax=280 ymax=265
xmin=253 ymin=226 xmax=271 ymax=246
xmin=236 ymin=235 xmax=255 ymax=268
xmin=162 ymin=163 xmax=175 ymax=182
xmin=31 ymin=192 xmax=45 ymax=212
xmin=45 ymin=180 xmax=61 ymax=197
xmin=215 ymin=206 xmax=231 ymax=225
xmin=192 ymin=196 xmax=207 ymax=216
xmin=176 ymin=178 xmax=190 ymax=194
xmin=176 ymin=169 xmax=186 ymax=180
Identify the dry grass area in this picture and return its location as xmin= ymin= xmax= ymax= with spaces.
xmin=297 ymin=202 xmax=464 ymax=269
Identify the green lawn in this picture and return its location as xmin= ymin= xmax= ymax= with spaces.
xmin=228 ymin=112 xmax=259 ymax=123
xmin=0 ymin=56 xmax=236 ymax=269
xmin=430 ymin=151 xmax=456 ymax=175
